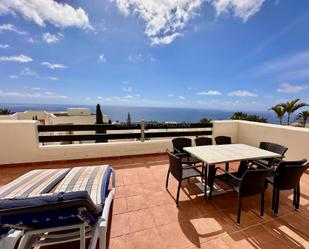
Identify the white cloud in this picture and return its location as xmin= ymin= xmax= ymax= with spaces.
xmin=228 ymin=90 xmax=257 ymax=97
xmin=277 ymin=83 xmax=308 ymax=94
xmin=122 ymin=86 xmax=132 ymax=92
xmin=113 ymin=0 xmax=264 ymax=45
xmin=178 ymin=96 xmax=185 ymax=100
xmin=46 ymin=76 xmax=58 ymax=81
xmin=41 ymin=61 xmax=67 ymax=69
xmin=209 ymin=0 xmax=265 ymax=22
xmin=0 ymin=23 xmax=27 ymax=35
xmin=168 ymin=94 xmax=174 ymax=97
xmin=98 ymin=53 xmax=106 ymax=62
xmin=135 ymin=94 xmax=141 ymax=97
xmin=0 ymin=44 xmax=9 ymax=48
xmin=0 ymin=0 xmax=92 ymax=30
xmin=0 ymin=89 xmax=67 ymax=99
xmin=150 ymin=33 xmax=183 ymax=46
xmin=197 ymin=90 xmax=222 ymax=96
xmin=9 ymin=75 xmax=18 ymax=79
xmin=42 ymin=32 xmax=63 ymax=44
xmin=113 ymin=0 xmax=202 ymax=45
xmin=257 ymin=50 xmax=309 ymax=75
xmin=0 ymin=54 xmax=32 ymax=63
xmin=128 ymin=53 xmax=156 ymax=63
xmin=21 ymin=67 xmax=40 ymax=78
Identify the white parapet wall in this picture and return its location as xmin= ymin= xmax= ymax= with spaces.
xmin=0 ymin=120 xmax=308 ymax=165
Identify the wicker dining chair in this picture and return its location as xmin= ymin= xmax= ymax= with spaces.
xmin=266 ymin=159 xmax=308 ymax=215
xmin=195 ymin=137 xmax=213 ymax=146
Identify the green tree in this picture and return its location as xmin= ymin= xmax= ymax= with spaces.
xmin=296 ymin=111 xmax=309 ymax=127
xmin=269 ymin=105 xmax=286 ymax=125
xmin=246 ymin=115 xmax=268 ymax=123
xmin=199 ymin=118 xmax=212 ymax=124
xmin=278 ymin=99 xmax=308 ymax=125
xmin=230 ymin=112 xmax=247 ymax=120
xmin=230 ymin=112 xmax=267 ymax=123
xmin=0 ymin=108 xmax=12 ymax=115
xmin=127 ymin=112 xmax=132 ymax=125
xmin=95 ymin=104 xmax=107 ymax=142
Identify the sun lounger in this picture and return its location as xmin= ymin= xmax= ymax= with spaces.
xmin=0 ymin=165 xmax=115 ymax=249
xmin=0 ymin=168 xmax=70 ymax=248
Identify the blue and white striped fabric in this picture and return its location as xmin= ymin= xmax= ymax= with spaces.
xmin=0 ymin=168 xmax=70 ymax=199
xmin=55 ymin=165 xmax=112 ymax=207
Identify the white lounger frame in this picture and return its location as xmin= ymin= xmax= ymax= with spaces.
xmin=16 ymin=170 xmax=115 ymax=249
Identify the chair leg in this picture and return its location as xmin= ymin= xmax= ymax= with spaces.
xmin=260 ymin=192 xmax=264 ymax=217
xmin=237 ymin=196 xmax=242 ymax=224
xmin=165 ymin=170 xmax=170 ymax=189
xmin=296 ymin=184 xmax=300 ymax=209
xmin=293 ymin=188 xmax=297 ymax=207
xmin=272 ymin=187 xmax=276 ymax=211
xmin=274 ymin=188 xmax=280 ymax=215
xmin=176 ymin=181 xmax=181 ymax=207
xmin=225 ymin=162 xmax=229 ymax=172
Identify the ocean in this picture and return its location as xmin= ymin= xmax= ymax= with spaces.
xmin=0 ymin=103 xmax=281 ymax=124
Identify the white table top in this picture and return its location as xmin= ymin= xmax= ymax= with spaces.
xmin=184 ymin=144 xmax=281 ymax=165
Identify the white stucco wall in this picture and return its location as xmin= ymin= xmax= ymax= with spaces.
xmin=0 ymin=120 xmax=308 ymax=165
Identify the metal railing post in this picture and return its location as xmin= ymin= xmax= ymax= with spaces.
xmin=141 ymin=120 xmax=145 ymax=142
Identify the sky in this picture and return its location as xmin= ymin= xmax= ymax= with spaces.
xmin=0 ymin=0 xmax=309 ymax=111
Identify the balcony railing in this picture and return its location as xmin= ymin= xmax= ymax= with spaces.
xmin=37 ymin=122 xmax=213 ymax=144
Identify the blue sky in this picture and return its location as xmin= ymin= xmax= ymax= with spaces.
xmin=0 ymin=0 xmax=308 ymax=111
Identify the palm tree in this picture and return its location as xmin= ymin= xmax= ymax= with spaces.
xmin=269 ymin=105 xmax=286 ymax=125
xmin=296 ymin=111 xmax=309 ymax=127
xmin=278 ymin=99 xmax=307 ymax=125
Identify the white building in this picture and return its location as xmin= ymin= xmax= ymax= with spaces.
xmin=0 ymin=108 xmax=109 ymax=125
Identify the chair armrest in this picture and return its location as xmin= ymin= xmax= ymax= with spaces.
xmin=173 ymin=148 xmax=182 ymax=154
xmin=215 ymin=167 xmax=242 ymax=181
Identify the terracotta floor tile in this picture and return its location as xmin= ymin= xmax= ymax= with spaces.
xmin=113 ymin=197 xmax=127 ymax=214
xmin=109 ymin=235 xmax=135 ymax=249
xmin=147 ymin=191 xmax=173 ymax=207
xmin=124 ymin=183 xmax=145 ymax=197
xmin=242 ymin=224 xmax=290 ymax=249
xmin=142 ymin=182 xmax=165 ymax=194
xmin=123 ymin=174 xmax=140 ymax=185
xmin=149 ymin=204 xmax=182 ymax=226
xmin=157 ymin=221 xmax=201 ymax=249
xmin=216 ymin=231 xmax=257 ymax=249
xmin=138 ymin=172 xmax=156 ymax=184
xmin=126 ymin=194 xmax=149 ymax=211
xmin=128 ymin=209 xmax=156 ymax=233
xmin=110 ymin=213 xmax=130 ymax=238
xmin=129 ymin=228 xmax=167 ymax=249
xmin=262 ymin=217 xmax=307 ymax=248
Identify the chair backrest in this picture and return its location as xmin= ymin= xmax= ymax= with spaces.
xmin=195 ymin=137 xmax=213 ymax=146
xmin=240 ymin=167 xmax=273 ymax=197
xmin=259 ymin=142 xmax=288 ymax=157
xmin=172 ymin=137 xmax=192 ymax=154
xmin=215 ymin=136 xmax=232 ymax=145
xmin=167 ymin=151 xmax=183 ymax=181
xmin=275 ymin=159 xmax=308 ymax=190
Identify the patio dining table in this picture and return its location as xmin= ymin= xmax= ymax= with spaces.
xmin=184 ymin=143 xmax=281 ymax=198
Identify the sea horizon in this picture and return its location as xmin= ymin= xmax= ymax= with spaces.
xmin=0 ymin=102 xmax=285 ymax=124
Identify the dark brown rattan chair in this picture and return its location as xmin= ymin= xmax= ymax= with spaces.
xmin=214 ymin=164 xmax=273 ymax=224
xmin=166 ymin=151 xmax=204 ymax=207
xmin=252 ymin=141 xmax=288 ymax=168
xmin=195 ymin=137 xmax=213 ymax=146
xmin=215 ymin=136 xmax=232 ymax=171
xmin=172 ymin=137 xmax=202 ymax=166
xmin=266 ymin=159 xmax=308 ymax=215
xmin=215 ymin=136 xmax=232 ymax=145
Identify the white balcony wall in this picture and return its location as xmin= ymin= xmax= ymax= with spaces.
xmin=0 ymin=120 xmax=308 ymax=165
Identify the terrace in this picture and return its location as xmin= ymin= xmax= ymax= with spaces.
xmin=0 ymin=120 xmax=308 ymax=248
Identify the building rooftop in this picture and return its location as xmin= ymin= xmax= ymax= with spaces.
xmin=1 ymin=154 xmax=308 ymax=249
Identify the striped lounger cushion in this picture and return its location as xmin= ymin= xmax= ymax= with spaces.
xmin=55 ymin=165 xmax=112 ymax=207
xmin=0 ymin=168 xmax=70 ymax=199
